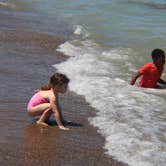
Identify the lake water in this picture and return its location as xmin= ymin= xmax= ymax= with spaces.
xmin=3 ymin=0 xmax=166 ymax=166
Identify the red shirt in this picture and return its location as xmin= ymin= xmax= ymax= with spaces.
xmin=139 ymin=62 xmax=163 ymax=88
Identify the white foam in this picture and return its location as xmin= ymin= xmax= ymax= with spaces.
xmin=53 ymin=39 xmax=166 ymax=166
xmin=0 ymin=2 xmax=16 ymax=9
xmin=73 ymin=25 xmax=89 ymax=38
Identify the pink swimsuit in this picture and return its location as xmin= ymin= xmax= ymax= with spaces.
xmin=27 ymin=91 xmax=49 ymax=111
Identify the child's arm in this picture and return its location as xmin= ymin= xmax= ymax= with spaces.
xmin=130 ymin=72 xmax=142 ymax=85
xmin=50 ymin=94 xmax=69 ymax=130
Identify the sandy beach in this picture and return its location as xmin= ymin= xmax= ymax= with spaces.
xmin=0 ymin=8 xmax=128 ymax=166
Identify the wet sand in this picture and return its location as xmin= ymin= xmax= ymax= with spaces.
xmin=0 ymin=8 xmax=128 ymax=166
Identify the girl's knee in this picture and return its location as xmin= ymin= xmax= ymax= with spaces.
xmin=42 ymin=103 xmax=51 ymax=110
xmin=27 ymin=103 xmax=51 ymax=117
xmin=47 ymin=104 xmax=52 ymax=111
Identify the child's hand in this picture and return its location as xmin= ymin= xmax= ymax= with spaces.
xmin=58 ymin=125 xmax=69 ymax=130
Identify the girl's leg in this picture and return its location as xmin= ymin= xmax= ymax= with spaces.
xmin=28 ymin=103 xmax=52 ymax=125
xmin=28 ymin=103 xmax=51 ymax=117
xmin=37 ymin=109 xmax=52 ymax=125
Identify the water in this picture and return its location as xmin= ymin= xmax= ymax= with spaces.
xmin=3 ymin=0 xmax=166 ymax=166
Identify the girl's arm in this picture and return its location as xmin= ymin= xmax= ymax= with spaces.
xmin=130 ymin=72 xmax=142 ymax=85
xmin=50 ymin=94 xmax=69 ymax=130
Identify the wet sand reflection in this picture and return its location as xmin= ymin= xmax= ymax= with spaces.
xmin=23 ymin=123 xmax=61 ymax=165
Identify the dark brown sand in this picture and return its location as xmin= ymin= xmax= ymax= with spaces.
xmin=0 ymin=9 xmax=128 ymax=166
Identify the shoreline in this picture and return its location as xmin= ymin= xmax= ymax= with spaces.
xmin=0 ymin=8 xmax=128 ymax=166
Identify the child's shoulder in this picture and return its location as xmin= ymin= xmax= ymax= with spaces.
xmin=139 ymin=62 xmax=154 ymax=72
xmin=40 ymin=89 xmax=53 ymax=96
xmin=40 ymin=89 xmax=56 ymax=100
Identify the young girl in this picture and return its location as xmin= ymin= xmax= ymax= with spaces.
xmin=27 ymin=73 xmax=70 ymax=130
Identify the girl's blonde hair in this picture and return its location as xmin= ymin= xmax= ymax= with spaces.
xmin=41 ymin=73 xmax=69 ymax=90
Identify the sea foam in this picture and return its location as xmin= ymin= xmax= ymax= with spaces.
xmin=53 ymin=33 xmax=166 ymax=166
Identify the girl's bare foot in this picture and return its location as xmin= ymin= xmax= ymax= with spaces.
xmin=37 ymin=121 xmax=49 ymax=126
xmin=58 ymin=125 xmax=69 ymax=130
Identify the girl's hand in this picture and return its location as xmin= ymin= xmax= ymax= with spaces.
xmin=58 ymin=125 xmax=69 ymax=130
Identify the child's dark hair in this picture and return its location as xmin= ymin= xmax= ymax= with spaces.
xmin=151 ymin=48 xmax=165 ymax=61
xmin=41 ymin=73 xmax=70 ymax=90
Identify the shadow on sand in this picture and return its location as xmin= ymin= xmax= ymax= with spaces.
xmin=32 ymin=118 xmax=83 ymax=127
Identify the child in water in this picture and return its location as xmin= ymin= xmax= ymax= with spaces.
xmin=130 ymin=48 xmax=166 ymax=88
xmin=27 ymin=73 xmax=69 ymax=130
